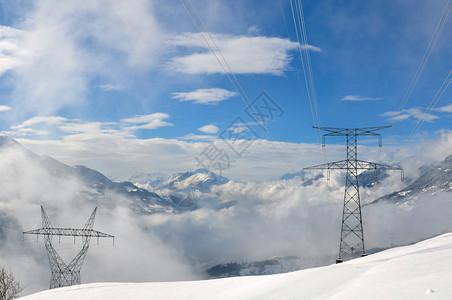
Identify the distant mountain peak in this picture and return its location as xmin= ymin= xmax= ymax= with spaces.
xmin=372 ymin=152 xmax=452 ymax=204
xmin=0 ymin=135 xmax=20 ymax=148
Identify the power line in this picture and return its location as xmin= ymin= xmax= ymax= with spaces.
xmin=279 ymin=0 xmax=322 ymax=150
xmin=297 ymin=0 xmax=321 ymax=130
xmin=179 ymin=0 xmax=297 ymax=173
xmin=279 ymin=0 xmax=311 ymax=125
xmin=399 ymin=0 xmax=451 ymax=111
xmin=289 ymin=0 xmax=321 ymax=141
xmin=408 ymin=70 xmax=452 ymax=140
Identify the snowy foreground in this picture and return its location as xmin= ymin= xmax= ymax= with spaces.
xmin=21 ymin=233 xmax=452 ymax=300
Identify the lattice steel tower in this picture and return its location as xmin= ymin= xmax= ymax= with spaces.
xmin=24 ymin=206 xmax=114 ymax=289
xmin=303 ymin=126 xmax=403 ymax=263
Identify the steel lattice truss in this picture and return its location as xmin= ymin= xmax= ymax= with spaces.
xmin=23 ymin=206 xmax=114 ymax=289
xmin=303 ymin=126 xmax=403 ymax=263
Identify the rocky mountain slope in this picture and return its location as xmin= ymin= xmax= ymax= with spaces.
xmin=372 ymin=154 xmax=452 ymax=204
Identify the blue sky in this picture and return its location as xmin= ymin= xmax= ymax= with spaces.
xmin=0 ymin=0 xmax=450 ymax=181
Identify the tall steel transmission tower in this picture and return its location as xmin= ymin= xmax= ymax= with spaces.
xmin=303 ymin=126 xmax=403 ymax=263
xmin=24 ymin=206 xmax=114 ymax=289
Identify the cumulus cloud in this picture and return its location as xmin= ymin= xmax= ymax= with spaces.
xmin=172 ymin=88 xmax=237 ymax=105
xmin=121 ymin=113 xmax=174 ymax=131
xmin=380 ymin=107 xmax=439 ymax=122
xmin=341 ymin=95 xmax=381 ymax=101
xmin=198 ymin=124 xmax=219 ymax=134
xmin=168 ymin=33 xmax=319 ymax=75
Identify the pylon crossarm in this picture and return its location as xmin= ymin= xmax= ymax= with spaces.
xmin=355 ymin=160 xmax=402 ymax=170
xmin=23 ymin=228 xmax=114 ymax=238
xmin=302 ymin=160 xmax=348 ymax=170
xmin=303 ymin=160 xmax=403 ymax=172
xmin=313 ymin=126 xmax=391 ymax=136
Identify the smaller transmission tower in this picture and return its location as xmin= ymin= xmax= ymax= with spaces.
xmin=303 ymin=126 xmax=403 ymax=263
xmin=24 ymin=206 xmax=114 ymax=289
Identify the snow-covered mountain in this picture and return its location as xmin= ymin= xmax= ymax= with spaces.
xmin=136 ymin=168 xmax=229 ymax=192
xmin=372 ymin=154 xmax=452 ymax=204
xmin=128 ymin=168 xmax=230 ymax=209
xmin=0 ymin=136 xmax=177 ymax=214
xmin=20 ymin=233 xmax=452 ymax=300
xmin=127 ymin=172 xmax=169 ymax=192
xmin=150 ymin=169 xmax=229 ymax=192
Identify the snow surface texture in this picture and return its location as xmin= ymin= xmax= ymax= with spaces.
xmin=20 ymin=233 xmax=452 ymax=299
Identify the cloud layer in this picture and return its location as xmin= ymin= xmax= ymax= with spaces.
xmin=4 ymin=115 xmax=452 ymax=183
xmin=0 ymin=143 xmax=195 ymax=295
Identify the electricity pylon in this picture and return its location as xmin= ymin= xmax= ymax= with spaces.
xmin=303 ymin=126 xmax=403 ymax=263
xmin=24 ymin=206 xmax=114 ymax=289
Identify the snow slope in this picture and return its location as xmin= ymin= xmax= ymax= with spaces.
xmin=21 ymin=233 xmax=452 ymax=299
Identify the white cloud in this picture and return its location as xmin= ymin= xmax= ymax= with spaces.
xmin=0 ymin=105 xmax=12 ymax=112
xmin=168 ymin=33 xmax=320 ymax=75
xmin=98 ymin=84 xmax=126 ymax=92
xmin=121 ymin=113 xmax=174 ymax=131
xmin=381 ymin=108 xmax=439 ymax=122
xmin=11 ymin=116 xmax=67 ymax=130
xmin=4 ymin=1 xmax=164 ymax=116
xmin=0 ymin=26 xmax=23 ymax=75
xmin=341 ymin=95 xmax=381 ymax=101
xmin=380 ymin=111 xmax=401 ymax=117
xmin=7 ymin=114 xmax=452 ymax=183
xmin=179 ymin=133 xmax=217 ymax=141
xmin=388 ymin=114 xmax=411 ymax=121
xmin=4 ymin=123 xmax=349 ymax=182
xmin=435 ymin=104 xmax=452 ymax=113
xmin=198 ymin=124 xmax=219 ymax=134
xmin=121 ymin=113 xmax=170 ymax=124
xmin=172 ymin=88 xmax=237 ymax=105
xmin=300 ymin=44 xmax=322 ymax=52
xmin=7 ymin=113 xmax=172 ymax=142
